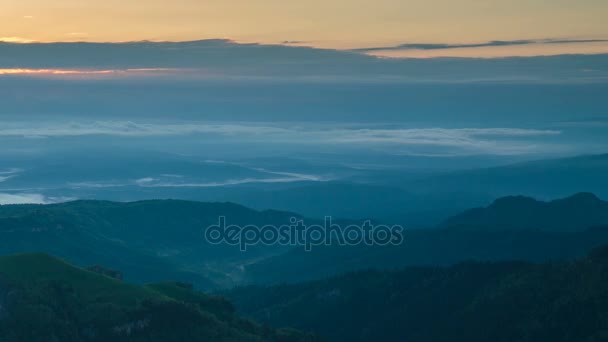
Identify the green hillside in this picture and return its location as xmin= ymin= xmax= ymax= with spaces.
xmin=0 ymin=253 xmax=164 ymax=307
xmin=0 ymin=253 xmax=315 ymax=342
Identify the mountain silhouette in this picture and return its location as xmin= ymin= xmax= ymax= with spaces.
xmin=442 ymin=192 xmax=608 ymax=231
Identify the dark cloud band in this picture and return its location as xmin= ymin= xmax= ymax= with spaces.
xmin=352 ymin=39 xmax=608 ymax=52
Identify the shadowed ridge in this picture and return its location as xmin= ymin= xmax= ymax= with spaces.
xmin=0 ymin=253 xmax=317 ymax=341
xmin=441 ymin=192 xmax=608 ymax=232
xmin=552 ymin=192 xmax=602 ymax=205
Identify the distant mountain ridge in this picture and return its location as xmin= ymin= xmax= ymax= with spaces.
xmin=409 ymin=153 xmax=608 ymax=200
xmin=442 ymin=192 xmax=608 ymax=231
xmin=212 ymin=153 xmax=608 ymax=226
xmin=245 ymin=192 xmax=608 ymax=284
xmin=0 ymin=199 xmax=304 ymax=288
xmin=3 ymin=192 xmax=608 ymax=289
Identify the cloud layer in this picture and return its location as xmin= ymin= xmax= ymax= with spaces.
xmin=0 ymin=121 xmax=562 ymax=156
xmin=1 ymin=40 xmax=607 ymax=83
xmin=353 ymin=39 xmax=608 ymax=52
xmin=0 ymin=193 xmax=71 ymax=205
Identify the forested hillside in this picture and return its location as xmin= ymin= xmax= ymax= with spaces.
xmin=229 ymin=246 xmax=608 ymax=342
xmin=0 ymin=253 xmax=316 ymax=342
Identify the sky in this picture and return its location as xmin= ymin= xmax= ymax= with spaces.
xmin=0 ymin=1 xmax=607 ymax=206
xmin=2 ymin=0 xmax=608 ymax=57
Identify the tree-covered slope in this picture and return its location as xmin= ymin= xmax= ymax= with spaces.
xmin=0 ymin=253 xmax=316 ymax=342
xmin=228 ymin=246 xmax=608 ymax=342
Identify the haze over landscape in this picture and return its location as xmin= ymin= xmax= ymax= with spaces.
xmin=1 ymin=1 xmax=608 ymax=341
